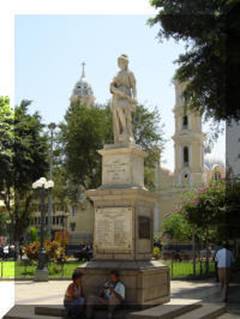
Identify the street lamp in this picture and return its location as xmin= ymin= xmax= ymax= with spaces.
xmin=47 ymin=122 xmax=57 ymax=239
xmin=32 ymin=177 xmax=54 ymax=282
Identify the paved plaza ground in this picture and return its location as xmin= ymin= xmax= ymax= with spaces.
xmin=13 ymin=280 xmax=215 ymax=305
xmin=0 ymin=279 xmax=240 ymax=318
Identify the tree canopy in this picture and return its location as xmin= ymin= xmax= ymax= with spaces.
xmin=163 ymin=212 xmax=192 ymax=242
xmin=0 ymin=98 xmax=49 ymax=242
xmin=59 ymin=102 xmax=164 ymax=202
xmin=177 ymin=181 xmax=226 ymax=244
xmin=150 ymin=0 xmax=240 ymax=122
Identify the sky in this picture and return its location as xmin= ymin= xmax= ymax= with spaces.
xmin=15 ymin=14 xmax=225 ymax=171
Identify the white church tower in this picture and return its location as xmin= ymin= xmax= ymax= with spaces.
xmin=70 ymin=62 xmax=95 ymax=107
xmin=172 ymin=81 xmax=205 ymax=187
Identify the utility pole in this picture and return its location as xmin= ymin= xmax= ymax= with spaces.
xmin=47 ymin=122 xmax=57 ymax=239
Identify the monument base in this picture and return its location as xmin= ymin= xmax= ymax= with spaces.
xmin=34 ymin=269 xmax=48 ymax=282
xmin=78 ymin=260 xmax=170 ymax=306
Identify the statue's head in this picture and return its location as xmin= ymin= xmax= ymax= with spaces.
xmin=118 ymin=54 xmax=129 ymax=70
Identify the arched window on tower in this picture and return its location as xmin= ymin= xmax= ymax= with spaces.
xmin=182 ymin=115 xmax=188 ymax=129
xmin=183 ymin=146 xmax=189 ymax=167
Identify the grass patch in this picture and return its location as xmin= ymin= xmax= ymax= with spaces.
xmin=1 ymin=261 xmax=82 ymax=279
xmin=0 ymin=261 xmax=15 ymax=278
xmin=0 ymin=260 xmax=215 ymax=280
xmin=163 ymin=260 xmax=215 ymax=278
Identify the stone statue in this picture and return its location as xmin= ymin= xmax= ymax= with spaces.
xmin=110 ymin=54 xmax=137 ymax=144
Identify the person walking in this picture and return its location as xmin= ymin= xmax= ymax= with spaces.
xmin=215 ymin=242 xmax=235 ymax=302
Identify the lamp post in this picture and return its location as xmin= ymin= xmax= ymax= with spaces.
xmin=47 ymin=122 xmax=57 ymax=239
xmin=32 ymin=177 xmax=54 ymax=282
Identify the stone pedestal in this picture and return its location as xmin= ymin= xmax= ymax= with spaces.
xmin=99 ymin=144 xmax=146 ymax=189
xmin=34 ymin=269 xmax=48 ymax=282
xmin=79 ymin=260 xmax=170 ymax=306
xmin=82 ymin=144 xmax=170 ymax=306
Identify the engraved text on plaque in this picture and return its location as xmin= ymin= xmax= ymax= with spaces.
xmin=95 ymin=207 xmax=133 ymax=253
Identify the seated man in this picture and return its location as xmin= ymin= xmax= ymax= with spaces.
xmin=86 ymin=270 xmax=125 ymax=319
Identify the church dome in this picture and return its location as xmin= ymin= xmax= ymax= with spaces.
xmin=70 ymin=62 xmax=95 ymax=107
xmin=73 ymin=76 xmax=94 ymax=97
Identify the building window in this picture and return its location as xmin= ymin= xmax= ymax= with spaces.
xmin=183 ymin=146 xmax=189 ymax=166
xmin=214 ymin=171 xmax=222 ymax=180
xmin=70 ymin=222 xmax=76 ymax=232
xmin=182 ymin=115 xmax=188 ymax=129
xmin=72 ymin=206 xmax=77 ymax=217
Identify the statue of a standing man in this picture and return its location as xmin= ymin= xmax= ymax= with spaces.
xmin=110 ymin=54 xmax=137 ymax=144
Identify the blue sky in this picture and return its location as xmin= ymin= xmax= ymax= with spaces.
xmin=15 ymin=15 xmax=224 ymax=170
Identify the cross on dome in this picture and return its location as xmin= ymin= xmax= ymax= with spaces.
xmin=81 ymin=62 xmax=86 ymax=79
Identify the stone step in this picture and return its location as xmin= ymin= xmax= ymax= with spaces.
xmin=35 ymin=305 xmax=130 ymax=318
xmin=217 ymin=314 xmax=240 ymax=319
xmin=128 ymin=299 xmax=201 ymax=319
xmin=176 ymin=303 xmax=226 ymax=319
xmin=3 ymin=305 xmax=64 ymax=319
xmin=35 ymin=305 xmax=65 ymax=317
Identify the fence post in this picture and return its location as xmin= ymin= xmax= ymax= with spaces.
xmin=171 ymin=259 xmax=174 ymax=279
xmin=192 ymin=229 xmax=196 ymax=277
xmin=200 ymin=257 xmax=203 ymax=276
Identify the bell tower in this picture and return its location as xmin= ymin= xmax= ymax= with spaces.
xmin=70 ymin=62 xmax=95 ymax=107
xmin=172 ymin=81 xmax=205 ymax=187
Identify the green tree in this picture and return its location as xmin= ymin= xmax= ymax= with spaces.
xmin=163 ymin=212 xmax=192 ymax=242
xmin=0 ymin=211 xmax=8 ymax=236
xmin=0 ymin=97 xmax=14 ymax=217
xmin=60 ymin=102 xmax=112 ymax=192
xmin=177 ymin=181 xmax=225 ymax=273
xmin=60 ymin=102 xmax=164 ymax=201
xmin=150 ymin=0 xmax=240 ymax=121
xmin=180 ymin=181 xmax=225 ymax=243
xmin=133 ymin=104 xmax=165 ymax=189
xmin=0 ymin=98 xmax=49 ymax=243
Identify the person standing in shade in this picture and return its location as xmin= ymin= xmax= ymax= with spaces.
xmin=215 ymin=242 xmax=235 ymax=302
xmin=213 ymin=242 xmax=222 ymax=283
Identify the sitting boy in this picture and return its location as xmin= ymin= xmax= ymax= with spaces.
xmin=64 ymin=269 xmax=85 ymax=318
xmin=86 ymin=270 xmax=125 ymax=319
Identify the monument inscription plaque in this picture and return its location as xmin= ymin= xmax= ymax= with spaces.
xmin=103 ymin=158 xmax=129 ymax=184
xmin=95 ymin=207 xmax=133 ymax=253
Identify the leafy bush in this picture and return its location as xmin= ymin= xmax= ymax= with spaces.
xmin=23 ymin=241 xmax=40 ymax=261
xmin=23 ymin=240 xmax=68 ymax=264
xmin=153 ymin=247 xmax=161 ymax=260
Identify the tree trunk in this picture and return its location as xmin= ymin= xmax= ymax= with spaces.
xmin=192 ymin=228 xmax=196 ymax=277
xmin=205 ymin=228 xmax=209 ymax=275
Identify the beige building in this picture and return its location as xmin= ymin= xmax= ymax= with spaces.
xmin=154 ymin=81 xmax=225 ymax=235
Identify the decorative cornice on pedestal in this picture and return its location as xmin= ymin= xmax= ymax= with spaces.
xmin=99 ymin=144 xmax=147 ymax=158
